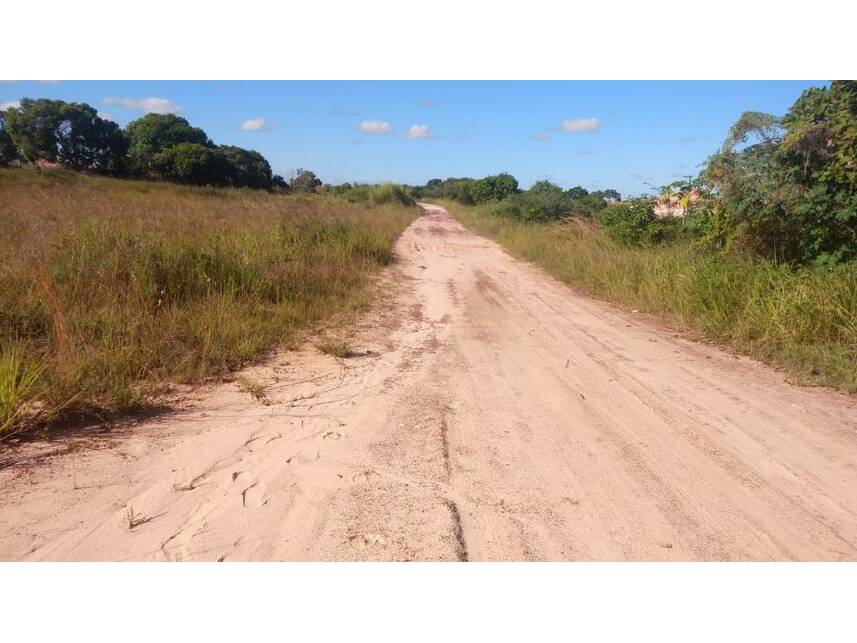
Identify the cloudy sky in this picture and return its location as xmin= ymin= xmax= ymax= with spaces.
xmin=0 ymin=80 xmax=826 ymax=196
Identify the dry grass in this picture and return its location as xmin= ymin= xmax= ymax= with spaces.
xmin=448 ymin=201 xmax=857 ymax=391
xmin=0 ymin=169 xmax=416 ymax=438
xmin=316 ymin=338 xmax=357 ymax=358
xmin=236 ymin=376 xmax=268 ymax=402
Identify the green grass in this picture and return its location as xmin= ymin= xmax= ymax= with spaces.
xmin=236 ymin=376 xmax=268 ymax=402
xmin=0 ymin=169 xmax=416 ymax=438
xmin=447 ymin=201 xmax=857 ymax=391
xmin=316 ymin=338 xmax=356 ymax=358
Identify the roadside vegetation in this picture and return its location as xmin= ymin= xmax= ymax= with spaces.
xmin=431 ymin=81 xmax=857 ymax=390
xmin=0 ymin=169 xmax=416 ymax=438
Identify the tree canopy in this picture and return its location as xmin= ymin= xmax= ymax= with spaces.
xmin=703 ymin=80 xmax=857 ymax=266
xmin=0 ymin=110 xmax=19 ymax=165
xmin=218 ymin=145 xmax=273 ymax=189
xmin=0 ymin=98 xmax=293 ymax=192
xmin=125 ymin=113 xmax=211 ymax=177
xmin=290 ymin=168 xmax=323 ymax=192
xmin=3 ymin=98 xmax=127 ymax=171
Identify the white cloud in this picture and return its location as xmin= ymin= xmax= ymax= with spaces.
xmin=98 ymin=111 xmax=114 ymax=121
xmin=357 ymin=119 xmax=392 ymax=134
xmin=1 ymin=100 xmax=21 ymax=110
xmin=102 ymin=96 xmax=182 ymax=114
xmin=238 ymin=117 xmax=268 ymax=131
xmin=404 ymin=124 xmax=432 ymax=139
xmin=559 ymin=117 xmax=602 ymax=132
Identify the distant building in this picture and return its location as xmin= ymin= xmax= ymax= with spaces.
xmin=652 ymin=188 xmax=702 ymax=219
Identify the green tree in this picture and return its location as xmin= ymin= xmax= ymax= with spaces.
xmin=290 ymin=168 xmax=323 ymax=192
xmin=3 ymin=98 xmax=127 ymax=171
xmin=441 ymin=178 xmax=476 ymax=204
xmin=125 ymin=114 xmax=211 ymax=177
xmin=472 ymin=172 xmax=519 ymax=203
xmin=565 ymin=185 xmax=589 ymax=199
xmin=529 ymin=180 xmax=564 ymax=196
xmin=592 ymin=189 xmax=621 ymax=201
xmin=218 ymin=145 xmax=272 ymax=189
xmin=0 ymin=110 xmax=19 ymax=165
xmin=271 ymin=174 xmax=290 ymax=192
xmin=150 ymin=143 xmax=232 ymax=186
xmin=598 ymin=199 xmax=675 ymax=245
xmin=704 ymin=81 xmax=857 ymax=266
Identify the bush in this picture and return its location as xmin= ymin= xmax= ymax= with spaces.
xmin=290 ymin=169 xmax=323 ymax=193
xmin=597 ymin=200 xmax=677 ymax=245
xmin=703 ymin=81 xmax=857 ymax=267
xmin=368 ymin=183 xmax=415 ymax=206
xmin=472 ymin=173 xmax=519 ymax=202
xmin=489 ymin=181 xmax=613 ymax=222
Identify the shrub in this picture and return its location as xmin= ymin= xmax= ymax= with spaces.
xmin=703 ymin=81 xmax=857 ymax=267
xmin=489 ymin=182 xmax=613 ymax=222
xmin=290 ymin=169 xmax=323 ymax=192
xmin=471 ymin=173 xmax=519 ymax=203
xmin=368 ymin=183 xmax=415 ymax=206
xmin=597 ymin=199 xmax=677 ymax=245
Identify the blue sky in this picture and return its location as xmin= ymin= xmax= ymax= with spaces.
xmin=1 ymin=81 xmax=826 ymax=196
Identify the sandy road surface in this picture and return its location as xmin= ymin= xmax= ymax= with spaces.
xmin=2 ymin=204 xmax=857 ymax=561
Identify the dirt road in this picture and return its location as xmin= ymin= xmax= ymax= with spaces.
xmin=2 ymin=204 xmax=856 ymax=561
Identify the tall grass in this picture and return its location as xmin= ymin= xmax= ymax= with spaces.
xmin=449 ymin=202 xmax=857 ymax=391
xmin=0 ymin=169 xmax=416 ymax=437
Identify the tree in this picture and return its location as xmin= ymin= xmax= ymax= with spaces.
xmin=150 ymin=143 xmax=233 ymax=186
xmin=218 ymin=145 xmax=272 ymax=189
xmin=125 ymin=114 xmax=211 ymax=177
xmin=565 ymin=186 xmax=589 ymax=199
xmin=472 ymin=172 xmax=519 ymax=203
xmin=0 ymin=110 xmax=19 ymax=165
xmin=592 ymin=189 xmax=621 ymax=201
xmin=703 ymin=81 xmax=857 ymax=266
xmin=441 ymin=178 xmax=476 ymax=204
xmin=290 ymin=168 xmax=322 ymax=192
xmin=271 ymin=174 xmax=290 ymax=192
xmin=529 ymin=180 xmax=564 ymax=196
xmin=3 ymin=98 xmax=127 ymax=171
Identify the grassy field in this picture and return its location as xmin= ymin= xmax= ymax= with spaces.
xmin=0 ymin=169 xmax=417 ymax=437
xmin=446 ymin=201 xmax=857 ymax=392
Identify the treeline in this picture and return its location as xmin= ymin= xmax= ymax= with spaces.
xmin=596 ymin=81 xmax=857 ymax=268
xmin=0 ymin=98 xmax=323 ymax=192
xmin=413 ymin=174 xmax=622 ymax=219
